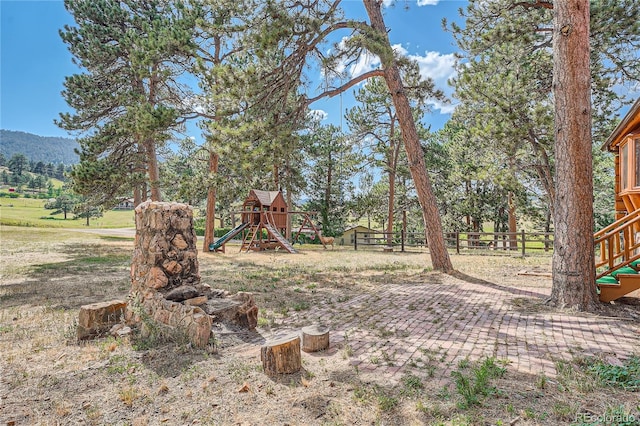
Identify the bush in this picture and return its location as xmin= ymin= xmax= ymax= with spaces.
xmin=0 ymin=192 xmax=21 ymax=199
xmin=193 ymin=218 xmax=205 ymax=236
xmin=295 ymin=233 xmax=320 ymax=245
xmin=192 ymin=218 xmax=232 ymax=238
xmin=215 ymin=227 xmax=232 ymax=238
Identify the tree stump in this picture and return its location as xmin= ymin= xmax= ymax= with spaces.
xmin=301 ymin=325 xmax=330 ymax=353
xmin=261 ymin=334 xmax=301 ymax=375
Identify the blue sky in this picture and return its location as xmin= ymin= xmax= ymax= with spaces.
xmin=0 ymin=0 xmax=466 ymax=140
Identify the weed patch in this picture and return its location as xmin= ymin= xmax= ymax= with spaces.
xmin=584 ymin=356 xmax=640 ymax=391
xmin=451 ymin=357 xmax=506 ymax=409
xmin=401 ymin=373 xmax=424 ymax=396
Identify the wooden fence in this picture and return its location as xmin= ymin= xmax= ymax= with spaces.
xmin=352 ymin=230 xmax=554 ymax=256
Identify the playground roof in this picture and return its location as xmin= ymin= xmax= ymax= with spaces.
xmin=602 ymin=97 xmax=640 ymax=151
xmin=249 ymin=190 xmax=283 ymax=207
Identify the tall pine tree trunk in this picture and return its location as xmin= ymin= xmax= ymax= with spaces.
xmin=203 ymin=152 xmax=218 ymax=252
xmin=387 ymin=169 xmax=395 ymax=247
xmin=386 ymin=125 xmax=400 ymax=248
xmin=145 ymin=139 xmax=162 ymax=202
xmin=134 ymin=186 xmax=142 ymax=207
xmin=508 ymin=192 xmax=518 ymax=250
xmin=364 ymin=0 xmax=453 ymax=272
xmin=550 ymin=0 xmax=598 ymax=310
xmin=324 ymin=151 xmax=333 ymax=234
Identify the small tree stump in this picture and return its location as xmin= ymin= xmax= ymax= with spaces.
xmin=261 ymin=334 xmax=301 ymax=375
xmin=301 ymin=325 xmax=330 ymax=353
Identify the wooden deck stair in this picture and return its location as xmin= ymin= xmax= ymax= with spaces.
xmin=598 ymin=274 xmax=640 ymax=303
xmin=594 ymin=207 xmax=640 ymax=302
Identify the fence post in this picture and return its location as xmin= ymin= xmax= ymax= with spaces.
xmin=401 ymin=230 xmax=405 ymax=252
xmin=354 ymin=231 xmax=358 ymax=251
xmin=544 ymin=233 xmax=550 ymax=252
xmin=456 ymin=232 xmax=460 ymax=254
xmin=521 ymin=229 xmax=526 ymax=257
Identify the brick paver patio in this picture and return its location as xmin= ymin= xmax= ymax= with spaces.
xmin=232 ymin=272 xmax=640 ymax=384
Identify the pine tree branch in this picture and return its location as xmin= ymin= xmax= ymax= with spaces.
xmin=304 ymin=69 xmax=384 ymax=105
xmin=510 ymin=1 xmax=553 ymax=10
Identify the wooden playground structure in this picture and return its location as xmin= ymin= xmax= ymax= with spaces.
xmin=209 ymin=189 xmax=327 ymax=253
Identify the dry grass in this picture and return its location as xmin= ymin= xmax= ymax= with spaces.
xmin=1 ymin=226 xmax=639 ymax=425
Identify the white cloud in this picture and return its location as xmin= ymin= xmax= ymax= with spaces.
xmin=409 ymin=51 xmax=457 ymax=81
xmin=323 ymin=38 xmax=458 ymax=115
xmin=333 ymin=36 xmax=381 ymax=79
xmin=391 ymin=43 xmax=408 ymax=56
xmin=407 ymin=50 xmax=457 ymax=114
xmin=308 ymin=109 xmax=328 ymax=122
xmin=349 ymin=51 xmax=380 ymax=77
xmin=347 ymin=46 xmax=457 ymax=114
xmin=427 ymin=99 xmax=456 ymax=114
xmin=383 ymin=0 xmax=439 ymax=7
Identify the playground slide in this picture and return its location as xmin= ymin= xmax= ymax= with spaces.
xmin=263 ymin=223 xmax=298 ymax=254
xmin=209 ymin=222 xmax=250 ymax=251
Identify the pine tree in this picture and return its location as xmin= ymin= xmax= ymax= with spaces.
xmin=551 ymin=0 xmax=598 ymax=309
xmin=58 ymin=0 xmax=199 ymax=207
xmin=447 ymin=0 xmax=638 ymax=223
xmin=45 ymin=193 xmax=78 ymax=220
xmin=303 ymin=123 xmax=361 ymax=236
xmin=190 ymin=0 xmax=276 ymax=250
xmin=55 ymin=163 xmax=65 ymax=180
xmin=346 ymin=71 xmax=434 ymax=247
xmin=8 ymin=154 xmax=28 ymax=176
xmin=448 ymin=0 xmax=639 ymax=309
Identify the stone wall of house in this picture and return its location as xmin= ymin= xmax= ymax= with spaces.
xmin=128 ymin=201 xmax=212 ymax=348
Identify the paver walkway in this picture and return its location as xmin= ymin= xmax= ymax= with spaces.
xmin=236 ymin=272 xmax=640 ymax=384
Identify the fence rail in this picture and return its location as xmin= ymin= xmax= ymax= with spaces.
xmin=353 ymin=230 xmax=554 ymax=255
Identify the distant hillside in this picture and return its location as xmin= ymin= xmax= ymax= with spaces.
xmin=0 ymin=130 xmax=79 ymax=165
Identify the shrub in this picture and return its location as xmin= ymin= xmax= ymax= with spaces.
xmin=0 ymin=192 xmax=20 ymax=198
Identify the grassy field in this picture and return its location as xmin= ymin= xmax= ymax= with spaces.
xmin=0 ymin=197 xmax=135 ymax=228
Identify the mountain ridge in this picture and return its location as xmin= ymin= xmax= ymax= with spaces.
xmin=0 ymin=129 xmax=79 ymax=164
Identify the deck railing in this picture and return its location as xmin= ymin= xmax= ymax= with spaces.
xmin=594 ymin=208 xmax=640 ymax=279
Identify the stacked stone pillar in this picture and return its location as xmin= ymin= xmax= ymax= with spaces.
xmin=128 ymin=201 xmax=211 ymax=347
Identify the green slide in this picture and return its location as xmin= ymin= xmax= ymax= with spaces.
xmin=209 ymin=222 xmax=249 ymax=251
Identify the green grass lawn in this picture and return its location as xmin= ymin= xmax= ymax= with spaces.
xmin=0 ymin=197 xmax=135 ymax=228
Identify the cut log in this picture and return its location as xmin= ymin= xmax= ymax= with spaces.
xmin=301 ymin=325 xmax=330 ymax=353
xmin=77 ymin=300 xmax=127 ymax=340
xmin=202 ymin=292 xmax=258 ymax=330
xmin=261 ymin=334 xmax=301 ymax=375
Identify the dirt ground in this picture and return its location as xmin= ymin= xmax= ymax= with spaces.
xmin=1 ymin=226 xmax=639 ymax=425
